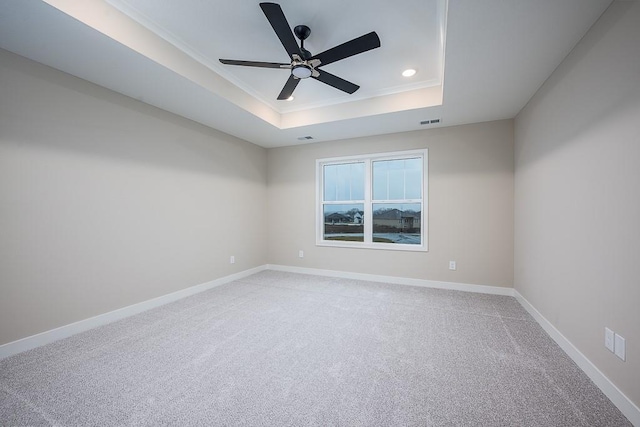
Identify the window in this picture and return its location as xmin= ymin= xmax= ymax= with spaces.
xmin=316 ymin=149 xmax=428 ymax=251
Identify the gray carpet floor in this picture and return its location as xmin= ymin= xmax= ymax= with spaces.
xmin=0 ymin=270 xmax=632 ymax=426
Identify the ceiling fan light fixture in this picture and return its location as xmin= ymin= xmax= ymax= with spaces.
xmin=402 ymin=68 xmax=417 ymax=77
xmin=286 ymin=96 xmax=294 ymax=101
xmin=292 ymin=64 xmax=313 ymax=79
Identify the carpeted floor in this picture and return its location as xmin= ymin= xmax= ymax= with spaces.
xmin=0 ymin=271 xmax=632 ymax=426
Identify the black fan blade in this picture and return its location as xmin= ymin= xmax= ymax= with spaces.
xmin=219 ymin=59 xmax=291 ymax=69
xmin=310 ymin=32 xmax=380 ymax=67
xmin=313 ymin=69 xmax=359 ymax=94
xmin=260 ymin=3 xmax=303 ymax=60
xmin=277 ymin=75 xmax=300 ymax=100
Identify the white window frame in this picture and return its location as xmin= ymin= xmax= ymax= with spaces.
xmin=316 ymin=149 xmax=428 ymax=252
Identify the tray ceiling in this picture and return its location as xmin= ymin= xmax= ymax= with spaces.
xmin=0 ymin=0 xmax=612 ymax=147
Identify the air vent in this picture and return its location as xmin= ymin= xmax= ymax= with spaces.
xmin=297 ymin=136 xmax=314 ymax=141
xmin=420 ymin=118 xmax=441 ymax=125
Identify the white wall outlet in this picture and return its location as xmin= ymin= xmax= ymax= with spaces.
xmin=605 ymin=327 xmax=615 ymax=352
xmin=230 ymin=255 xmax=235 ymax=264
xmin=614 ymin=334 xmax=626 ymax=361
xmin=298 ymin=250 xmax=304 ymax=258
xmin=449 ymin=260 xmax=457 ymax=271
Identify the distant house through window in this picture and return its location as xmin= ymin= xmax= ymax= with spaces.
xmin=316 ymin=149 xmax=428 ymax=251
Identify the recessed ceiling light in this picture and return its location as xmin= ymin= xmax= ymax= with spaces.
xmin=286 ymin=96 xmax=294 ymax=101
xmin=402 ymin=69 xmax=417 ymax=77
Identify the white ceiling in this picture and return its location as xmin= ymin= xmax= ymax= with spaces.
xmin=0 ymin=0 xmax=612 ymax=148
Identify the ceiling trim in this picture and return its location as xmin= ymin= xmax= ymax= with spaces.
xmin=105 ymin=0 xmax=448 ymax=116
xmin=281 ymin=86 xmax=443 ymax=129
xmin=42 ymin=0 xmax=446 ymax=131
xmin=104 ymin=0 xmax=277 ymax=110
xmin=42 ymin=0 xmax=283 ymax=126
xmin=279 ymin=78 xmax=442 ymax=114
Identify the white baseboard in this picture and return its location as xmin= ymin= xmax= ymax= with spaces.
xmin=266 ymin=264 xmax=515 ymax=296
xmin=0 ymin=265 xmax=267 ymax=360
xmin=514 ymin=290 xmax=640 ymax=426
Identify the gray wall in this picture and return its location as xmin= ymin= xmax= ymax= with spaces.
xmin=267 ymin=120 xmax=515 ymax=288
xmin=514 ymin=1 xmax=640 ymax=406
xmin=0 ymin=50 xmax=268 ymax=345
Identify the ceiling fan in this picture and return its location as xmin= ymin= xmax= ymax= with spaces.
xmin=219 ymin=2 xmax=381 ymax=100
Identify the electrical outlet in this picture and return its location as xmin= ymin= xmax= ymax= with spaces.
xmin=605 ymin=328 xmax=615 ymax=352
xmin=230 ymin=255 xmax=235 ymax=264
xmin=449 ymin=261 xmax=457 ymax=271
xmin=299 ymin=250 xmax=304 ymax=258
xmin=614 ymin=334 xmax=626 ymax=361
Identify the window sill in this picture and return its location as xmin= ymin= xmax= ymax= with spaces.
xmin=316 ymin=240 xmax=428 ymax=252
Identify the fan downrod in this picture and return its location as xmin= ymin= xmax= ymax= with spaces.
xmin=294 ymin=25 xmax=312 ymax=60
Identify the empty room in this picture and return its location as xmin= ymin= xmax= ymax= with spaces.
xmin=1 ymin=0 xmax=639 ymax=425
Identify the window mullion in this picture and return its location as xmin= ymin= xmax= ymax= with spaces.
xmin=364 ymin=159 xmax=372 ymax=243
xmin=403 ymin=165 xmax=407 ymax=199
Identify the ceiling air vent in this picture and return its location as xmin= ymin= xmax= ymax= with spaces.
xmin=420 ymin=119 xmax=441 ymax=125
xmin=297 ymin=136 xmax=314 ymax=141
